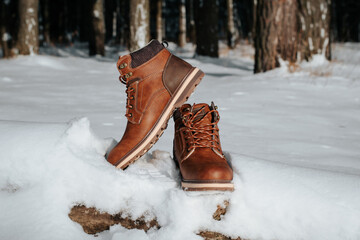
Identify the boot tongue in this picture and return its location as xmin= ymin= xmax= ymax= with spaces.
xmin=191 ymin=103 xmax=212 ymax=123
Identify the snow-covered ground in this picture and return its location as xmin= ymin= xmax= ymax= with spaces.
xmin=0 ymin=42 xmax=360 ymax=240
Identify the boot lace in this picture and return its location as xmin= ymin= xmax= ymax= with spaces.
xmin=181 ymin=107 xmax=221 ymax=152
xmin=119 ymin=75 xmax=134 ymax=118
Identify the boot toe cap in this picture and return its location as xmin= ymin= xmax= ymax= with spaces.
xmin=107 ymin=142 xmax=133 ymax=166
xmin=181 ymin=161 xmax=233 ymax=182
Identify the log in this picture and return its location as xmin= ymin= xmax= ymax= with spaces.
xmin=198 ymin=231 xmax=242 ymax=240
xmin=68 ymin=205 xmax=160 ymax=235
xmin=68 ymin=200 xmax=243 ymax=239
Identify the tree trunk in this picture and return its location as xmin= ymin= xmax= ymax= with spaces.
xmin=41 ymin=0 xmax=51 ymax=45
xmin=118 ymin=0 xmax=129 ymax=46
xmin=129 ymin=0 xmax=150 ymax=52
xmin=178 ymin=0 xmax=186 ymax=47
xmin=255 ymin=0 xmax=281 ymax=73
xmin=277 ymin=0 xmax=298 ymax=63
xmin=17 ymin=0 xmax=39 ymax=55
xmin=89 ymin=0 xmax=105 ymax=56
xmin=0 ymin=0 xmax=11 ymax=58
xmin=252 ymin=0 xmax=257 ymax=43
xmin=104 ymin=0 xmax=119 ymax=43
xmin=297 ymin=0 xmax=331 ymax=61
xmin=156 ymin=0 xmax=162 ymax=42
xmin=112 ymin=1 xmax=120 ymax=40
xmin=195 ymin=0 xmax=219 ymax=57
xmin=79 ymin=0 xmax=91 ymax=43
xmin=47 ymin=0 xmax=66 ymax=43
xmin=333 ymin=0 xmax=360 ymax=42
xmin=105 ymin=0 xmax=114 ymax=42
xmin=188 ymin=0 xmax=196 ymax=44
xmin=226 ymin=0 xmax=237 ymax=48
xmin=254 ymin=0 xmax=299 ymax=73
xmin=155 ymin=0 xmax=162 ymax=42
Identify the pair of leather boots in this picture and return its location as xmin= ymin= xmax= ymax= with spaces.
xmin=107 ymin=40 xmax=233 ymax=191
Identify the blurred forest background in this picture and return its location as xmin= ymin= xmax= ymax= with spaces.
xmin=0 ymin=0 xmax=359 ymax=73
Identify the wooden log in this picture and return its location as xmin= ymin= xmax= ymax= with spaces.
xmin=68 ymin=200 xmax=243 ymax=240
xmin=68 ymin=205 xmax=160 ymax=235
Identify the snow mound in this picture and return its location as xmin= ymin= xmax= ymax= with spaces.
xmin=0 ymin=118 xmax=359 ymax=240
xmin=0 ymin=118 xmax=113 ymax=239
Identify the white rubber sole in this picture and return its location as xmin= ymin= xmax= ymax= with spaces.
xmin=181 ymin=182 xmax=234 ymax=191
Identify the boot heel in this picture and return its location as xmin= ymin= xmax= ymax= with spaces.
xmin=174 ymin=68 xmax=205 ymax=108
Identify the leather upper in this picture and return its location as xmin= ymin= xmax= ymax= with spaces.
xmin=173 ymin=103 xmax=233 ymax=182
xmin=116 ymin=49 xmax=171 ymax=124
xmin=107 ymin=40 xmax=196 ymax=167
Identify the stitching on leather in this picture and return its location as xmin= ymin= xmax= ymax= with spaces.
xmin=179 ymin=128 xmax=186 ymax=157
xmin=128 ymin=88 xmax=169 ymax=125
xmin=128 ymin=82 xmax=140 ymax=124
xmin=162 ymin=54 xmax=173 ymax=96
xmin=137 ymin=71 xmax=163 ymax=110
xmin=142 ymin=88 xmax=169 ymax=115
xmin=139 ymin=83 xmax=144 ymax=111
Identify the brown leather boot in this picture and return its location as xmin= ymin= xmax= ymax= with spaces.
xmin=173 ymin=102 xmax=234 ymax=191
xmin=107 ymin=40 xmax=204 ymax=169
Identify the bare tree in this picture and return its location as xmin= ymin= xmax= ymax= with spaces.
xmin=254 ymin=0 xmax=330 ymax=73
xmin=188 ymin=0 xmax=196 ymax=44
xmin=254 ymin=0 xmax=295 ymax=72
xmin=105 ymin=0 xmax=116 ymax=42
xmin=226 ymin=0 xmax=238 ymax=48
xmin=298 ymin=0 xmax=331 ymax=61
xmin=332 ymin=0 xmax=360 ymax=42
xmin=178 ymin=0 xmax=186 ymax=47
xmin=195 ymin=0 xmax=218 ymax=57
xmin=89 ymin=0 xmax=105 ymax=56
xmin=0 ymin=0 xmax=11 ymax=57
xmin=41 ymin=0 xmax=50 ymax=45
xmin=156 ymin=0 xmax=162 ymax=42
xmin=118 ymin=0 xmax=130 ymax=46
xmin=129 ymin=0 xmax=150 ymax=51
xmin=17 ymin=0 xmax=39 ymax=55
xmin=277 ymin=0 xmax=298 ymax=64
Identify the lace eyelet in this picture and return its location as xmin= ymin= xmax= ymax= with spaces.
xmin=119 ymin=63 xmax=127 ymax=69
xmin=125 ymin=72 xmax=133 ymax=78
xmin=130 ymin=96 xmax=134 ymax=100
xmin=129 ymin=105 xmax=133 ymax=109
xmin=129 ymin=113 xmax=132 ymax=117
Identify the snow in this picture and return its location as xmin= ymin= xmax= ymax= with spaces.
xmin=306 ymin=1 xmax=311 ymax=15
xmin=0 ymin=43 xmax=360 ymax=240
xmin=93 ymin=10 xmax=100 ymax=18
xmin=308 ymin=37 xmax=314 ymax=51
xmin=2 ymin=32 xmax=11 ymax=42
